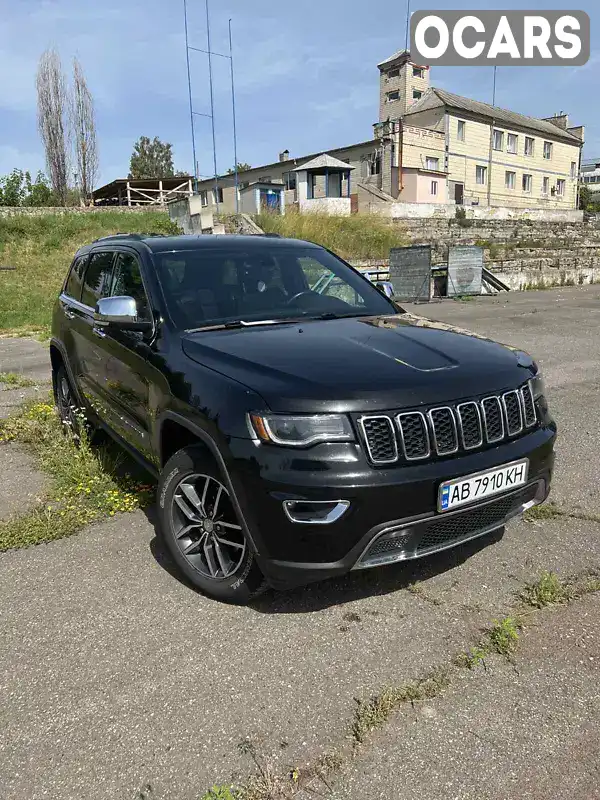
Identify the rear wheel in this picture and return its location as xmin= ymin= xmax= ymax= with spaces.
xmin=54 ymin=363 xmax=83 ymax=440
xmin=157 ymin=445 xmax=266 ymax=603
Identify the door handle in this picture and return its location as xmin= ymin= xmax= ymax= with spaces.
xmin=92 ymin=326 xmax=106 ymax=338
xmin=62 ymin=306 xmax=76 ymax=320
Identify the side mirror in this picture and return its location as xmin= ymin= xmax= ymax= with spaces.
xmin=375 ymin=281 xmax=395 ymax=299
xmin=94 ymin=296 xmax=153 ymax=333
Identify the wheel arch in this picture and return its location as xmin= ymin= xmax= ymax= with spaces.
xmin=157 ymin=411 xmax=262 ymax=556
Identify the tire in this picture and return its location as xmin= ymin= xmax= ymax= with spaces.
xmin=54 ymin=362 xmax=84 ymax=441
xmin=157 ymin=445 xmax=267 ymax=604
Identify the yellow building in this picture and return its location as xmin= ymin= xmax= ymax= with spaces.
xmin=379 ymin=51 xmax=584 ymax=209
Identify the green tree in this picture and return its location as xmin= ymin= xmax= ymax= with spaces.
xmin=578 ymin=183 xmax=591 ymax=210
xmin=128 ymin=136 xmax=175 ymax=179
xmin=24 ymin=171 xmax=54 ymax=206
xmin=0 ymin=169 xmax=26 ymax=206
xmin=227 ymin=162 xmax=251 ymax=174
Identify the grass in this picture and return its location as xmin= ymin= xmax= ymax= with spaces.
xmin=0 ymin=211 xmax=179 ymax=335
xmin=520 ymin=571 xmax=574 ymax=608
xmin=254 ymin=208 xmax=406 ymax=261
xmin=0 ymin=371 xmax=36 ymax=389
xmin=351 ymin=669 xmax=450 ymax=744
xmin=0 ymin=398 xmax=154 ymax=551
xmin=454 ymin=615 xmax=522 ymax=669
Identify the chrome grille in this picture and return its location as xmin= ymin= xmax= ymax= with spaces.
xmin=457 ymin=402 xmax=483 ymax=450
xmin=396 ymin=412 xmax=430 ymax=460
xmin=358 ymin=416 xmax=397 ymax=464
xmin=481 ymin=396 xmax=504 ymax=443
xmin=429 ymin=407 xmax=458 ymax=455
xmin=358 ymin=382 xmax=538 ymax=466
xmin=502 ymin=391 xmax=523 ymax=436
xmin=521 ymin=383 xmax=537 ymax=427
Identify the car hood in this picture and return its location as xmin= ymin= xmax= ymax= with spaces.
xmin=182 ymin=314 xmax=535 ymax=413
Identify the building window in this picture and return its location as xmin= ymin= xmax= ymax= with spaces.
xmin=200 ymin=190 xmax=208 ymax=206
xmin=386 ymin=90 xmax=399 ymax=102
xmin=212 ymin=187 xmax=223 ymax=204
xmin=505 ymin=171 xmax=516 ymax=190
xmin=543 ymin=141 xmax=553 ymax=159
xmin=525 ymin=136 xmax=535 ymax=156
xmin=556 ymin=179 xmax=566 ymax=196
xmin=476 ymin=165 xmax=487 ymax=185
xmin=570 ymin=162 xmax=577 ymax=179
xmin=369 ymin=153 xmax=382 ymax=175
xmin=388 ymin=68 xmax=399 ymax=79
xmin=282 ymin=171 xmax=297 ymax=191
xmin=425 ymin=156 xmax=439 ymax=171
xmin=522 ymin=174 xmax=532 ymax=193
xmin=507 ymin=133 xmax=518 ymax=154
xmin=412 ymin=89 xmax=422 ymax=100
xmin=493 ymin=130 xmax=504 ymax=151
xmin=258 ymin=175 xmax=272 ymax=183
xmin=430 ymin=180 xmax=438 ymax=196
xmin=413 ymin=66 xmax=425 ymax=78
xmin=542 ymin=176 xmax=550 ymax=194
xmin=457 ymin=120 xmax=465 ymax=141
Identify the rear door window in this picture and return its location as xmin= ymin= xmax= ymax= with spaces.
xmin=64 ymin=255 xmax=88 ymax=301
xmin=81 ymin=252 xmax=115 ymax=309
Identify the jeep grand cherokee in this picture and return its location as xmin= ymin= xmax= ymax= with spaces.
xmin=51 ymin=234 xmax=555 ymax=603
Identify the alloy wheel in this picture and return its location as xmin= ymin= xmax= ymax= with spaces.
xmin=170 ymin=473 xmax=246 ymax=580
xmin=57 ymin=372 xmax=81 ymax=439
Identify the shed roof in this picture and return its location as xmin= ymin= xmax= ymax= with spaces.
xmin=403 ymin=87 xmax=582 ymax=143
xmin=293 ymin=153 xmax=356 ymax=172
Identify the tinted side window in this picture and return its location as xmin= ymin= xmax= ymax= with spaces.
xmin=111 ymin=252 xmax=150 ymax=321
xmin=81 ymin=252 xmax=115 ymax=309
xmin=64 ymin=255 xmax=88 ymax=301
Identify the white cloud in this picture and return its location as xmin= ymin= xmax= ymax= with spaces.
xmin=0 ymin=145 xmax=45 ymax=176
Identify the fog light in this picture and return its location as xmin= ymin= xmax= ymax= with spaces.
xmin=283 ymin=500 xmax=350 ymax=525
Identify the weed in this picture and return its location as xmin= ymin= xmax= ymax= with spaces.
xmin=520 ymin=571 xmax=574 ymax=608
xmin=0 ymin=211 xmax=178 ymax=333
xmin=454 ymin=645 xmax=488 ymax=670
xmin=199 ymin=787 xmax=242 ymax=800
xmin=524 ymin=501 xmax=563 ymax=521
xmin=255 ymin=207 xmax=406 ymax=261
xmin=351 ymin=669 xmax=449 ymax=744
xmin=0 ymin=371 xmax=37 ymax=389
xmin=488 ymin=616 xmax=521 ymax=657
xmin=0 ymin=399 xmax=154 ymax=551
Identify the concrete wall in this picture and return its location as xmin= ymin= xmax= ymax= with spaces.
xmin=399 ymin=170 xmax=448 ymax=204
xmin=388 ymin=203 xmax=583 ymax=221
xmin=0 ymin=205 xmax=166 ymax=217
xmin=299 ymin=197 xmax=351 ymax=215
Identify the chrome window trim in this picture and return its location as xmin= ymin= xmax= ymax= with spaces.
xmin=481 ymin=396 xmax=505 ymax=444
xmin=456 ymin=401 xmax=484 ymax=450
xmin=59 ymin=292 xmax=94 ymax=315
xmin=358 ymin=415 xmax=398 ymax=465
xmin=502 ymin=390 xmax=524 ymax=437
xmin=427 ymin=406 xmax=459 ymax=456
xmin=396 ymin=411 xmax=430 ymax=460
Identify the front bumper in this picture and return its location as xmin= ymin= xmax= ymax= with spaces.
xmin=227 ymin=424 xmax=556 ymax=590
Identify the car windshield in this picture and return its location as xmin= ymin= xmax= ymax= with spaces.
xmin=154 ymin=244 xmax=396 ymax=330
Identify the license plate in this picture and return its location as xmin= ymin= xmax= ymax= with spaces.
xmin=438 ymin=459 xmax=529 ymax=512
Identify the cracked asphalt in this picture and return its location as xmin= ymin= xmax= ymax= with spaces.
xmin=0 ymin=285 xmax=599 ymax=799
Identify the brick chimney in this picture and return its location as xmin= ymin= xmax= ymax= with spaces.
xmin=279 ymin=149 xmax=290 ymax=162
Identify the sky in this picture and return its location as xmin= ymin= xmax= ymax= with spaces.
xmin=0 ymin=0 xmax=598 ymax=187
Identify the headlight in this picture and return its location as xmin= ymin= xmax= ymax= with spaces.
xmin=531 ymin=371 xmax=546 ymax=400
xmin=249 ymin=413 xmax=354 ymax=447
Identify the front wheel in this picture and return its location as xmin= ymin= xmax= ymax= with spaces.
xmin=157 ymin=445 xmax=267 ymax=604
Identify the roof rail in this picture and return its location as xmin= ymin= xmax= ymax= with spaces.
xmin=261 ymin=233 xmax=283 ymax=238
xmin=92 ymin=233 xmax=167 ymax=243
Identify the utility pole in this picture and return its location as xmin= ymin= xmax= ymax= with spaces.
xmin=183 ymin=0 xmax=198 ymax=193
xmin=229 ymin=18 xmax=239 ymax=213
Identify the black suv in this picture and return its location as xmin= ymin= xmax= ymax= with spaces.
xmin=51 ymin=234 xmax=555 ymax=603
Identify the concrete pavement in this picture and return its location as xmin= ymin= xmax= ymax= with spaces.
xmin=0 ymin=285 xmax=599 ymax=799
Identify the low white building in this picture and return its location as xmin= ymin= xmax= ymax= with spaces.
xmin=294 ymin=154 xmax=355 ymax=215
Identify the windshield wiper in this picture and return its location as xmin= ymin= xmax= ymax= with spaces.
xmin=303 ymin=311 xmax=374 ymax=321
xmin=185 ymin=318 xmax=292 ymax=333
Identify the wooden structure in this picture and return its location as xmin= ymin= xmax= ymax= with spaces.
xmin=92 ymin=177 xmax=194 ymax=207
